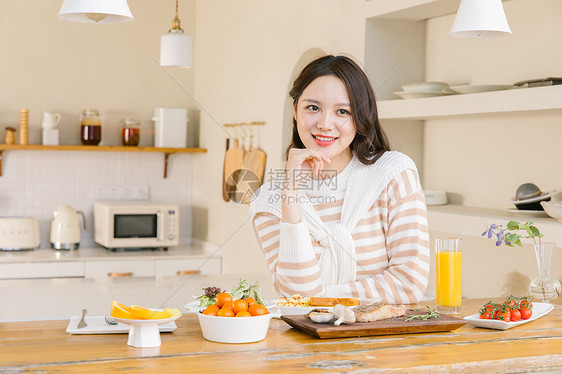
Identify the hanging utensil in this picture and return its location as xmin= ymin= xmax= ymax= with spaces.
xmin=222 ymin=138 xmax=230 ymax=202
xmin=223 ymin=127 xmax=245 ymax=201
xmin=243 ymin=125 xmax=267 ymax=184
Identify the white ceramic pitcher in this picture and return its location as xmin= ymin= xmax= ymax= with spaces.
xmin=42 ymin=112 xmax=61 ymax=129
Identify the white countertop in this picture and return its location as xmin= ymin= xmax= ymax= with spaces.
xmin=0 ymin=273 xmax=276 ymax=322
xmin=0 ymin=245 xmax=221 ymax=264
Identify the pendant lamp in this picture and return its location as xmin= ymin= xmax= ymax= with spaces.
xmin=450 ymin=0 xmax=512 ymax=38
xmin=160 ymin=0 xmax=192 ymax=67
xmin=58 ymin=0 xmax=133 ymax=23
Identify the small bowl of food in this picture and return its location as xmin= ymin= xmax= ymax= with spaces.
xmin=185 ymin=285 xmax=279 ymax=344
xmin=185 ymin=300 xmax=279 ymax=344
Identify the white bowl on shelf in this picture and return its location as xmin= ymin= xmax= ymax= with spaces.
xmin=401 ymin=82 xmax=449 ymax=92
xmin=540 ymin=201 xmax=562 ymax=222
xmin=424 ymin=190 xmax=448 ymax=206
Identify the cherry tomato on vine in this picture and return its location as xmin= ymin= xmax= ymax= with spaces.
xmin=493 ymin=307 xmax=511 ymax=322
xmin=520 ymin=307 xmax=532 ymax=320
xmin=510 ymin=308 xmax=521 ymax=322
xmin=503 ymin=299 xmax=517 ymax=308
xmin=479 ymin=311 xmax=492 ymax=320
xmin=520 ymin=299 xmax=533 ymax=310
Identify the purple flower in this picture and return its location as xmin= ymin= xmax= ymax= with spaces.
xmin=488 ymin=229 xmax=493 ymax=239
xmin=496 ymin=239 xmax=502 ymax=246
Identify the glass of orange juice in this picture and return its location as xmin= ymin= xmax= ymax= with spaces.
xmin=435 ymin=238 xmax=462 ymax=315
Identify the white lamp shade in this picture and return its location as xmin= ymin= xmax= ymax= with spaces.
xmin=58 ymin=0 xmax=134 ymax=23
xmin=160 ymin=31 xmax=192 ymax=67
xmin=450 ymin=0 xmax=512 ymax=38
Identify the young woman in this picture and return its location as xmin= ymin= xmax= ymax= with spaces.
xmin=250 ymin=55 xmax=429 ymax=304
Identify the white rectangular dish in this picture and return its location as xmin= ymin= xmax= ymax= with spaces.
xmin=66 ymin=315 xmax=177 ymax=334
xmin=463 ymin=302 xmax=554 ymax=330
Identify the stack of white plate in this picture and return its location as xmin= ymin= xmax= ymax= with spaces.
xmin=449 ymin=85 xmax=516 ymax=94
xmin=394 ymin=82 xmax=454 ymax=99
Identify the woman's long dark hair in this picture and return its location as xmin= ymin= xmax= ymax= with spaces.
xmin=286 ymin=55 xmax=390 ymax=165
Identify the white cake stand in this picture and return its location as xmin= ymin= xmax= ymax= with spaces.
xmin=113 ymin=313 xmax=181 ymax=348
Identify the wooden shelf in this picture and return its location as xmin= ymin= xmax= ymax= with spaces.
xmin=364 ymin=0 xmax=460 ymax=20
xmin=364 ymin=0 xmax=512 ymax=20
xmin=428 ymin=204 xmax=562 ymax=247
xmin=0 ymin=144 xmax=207 ymax=178
xmin=378 ymin=85 xmax=562 ymax=120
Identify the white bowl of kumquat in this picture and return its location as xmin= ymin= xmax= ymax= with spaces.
xmin=185 ymin=294 xmax=280 ymax=343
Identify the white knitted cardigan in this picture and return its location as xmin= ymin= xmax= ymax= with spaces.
xmin=249 ymin=151 xmax=418 ymax=287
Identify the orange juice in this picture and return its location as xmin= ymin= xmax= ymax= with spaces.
xmin=435 ymin=250 xmax=462 ymax=308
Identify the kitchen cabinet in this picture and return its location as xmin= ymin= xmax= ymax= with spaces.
xmin=84 ymin=260 xmax=155 ymax=278
xmin=84 ymin=258 xmax=221 ymax=278
xmin=154 ymin=259 xmax=221 ymax=276
xmin=0 ymin=261 xmax=83 ymax=280
xmin=0 ymin=246 xmax=222 ymax=280
xmin=0 ymin=145 xmax=207 ymax=178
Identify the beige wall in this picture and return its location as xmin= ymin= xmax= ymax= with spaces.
xmin=191 ymin=0 xmax=366 ymax=274
xmin=0 ymin=0 xmax=197 ymax=145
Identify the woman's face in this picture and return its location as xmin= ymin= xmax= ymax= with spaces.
xmin=294 ymin=75 xmax=356 ymax=170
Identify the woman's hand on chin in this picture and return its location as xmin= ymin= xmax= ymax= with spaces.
xmin=286 ymin=148 xmax=331 ymax=178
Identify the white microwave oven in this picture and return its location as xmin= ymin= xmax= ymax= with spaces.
xmin=94 ymin=202 xmax=179 ymax=249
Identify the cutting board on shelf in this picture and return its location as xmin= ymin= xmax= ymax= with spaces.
xmin=281 ymin=311 xmax=467 ymax=339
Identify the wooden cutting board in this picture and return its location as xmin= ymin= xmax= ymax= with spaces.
xmin=243 ymin=146 xmax=267 ymax=184
xmin=223 ymin=138 xmax=245 ymax=201
xmin=281 ymin=310 xmax=467 ymax=339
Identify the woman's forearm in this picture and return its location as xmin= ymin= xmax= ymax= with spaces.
xmin=281 ymin=187 xmax=302 ymax=224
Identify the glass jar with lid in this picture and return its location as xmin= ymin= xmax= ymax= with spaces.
xmin=80 ymin=109 xmax=101 ymax=145
xmin=121 ymin=118 xmax=140 ymax=146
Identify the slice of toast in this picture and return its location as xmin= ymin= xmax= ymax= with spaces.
xmin=309 ymin=297 xmax=360 ymax=307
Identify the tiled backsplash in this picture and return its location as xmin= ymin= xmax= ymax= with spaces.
xmin=0 ymin=150 xmax=193 ymax=248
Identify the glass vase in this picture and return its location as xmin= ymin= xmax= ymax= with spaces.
xmin=528 ymin=242 xmax=561 ymax=303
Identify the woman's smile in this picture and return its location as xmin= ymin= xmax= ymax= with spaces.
xmin=312 ymin=133 xmax=338 ymax=146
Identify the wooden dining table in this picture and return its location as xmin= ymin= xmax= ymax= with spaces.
xmin=1 ymin=297 xmax=561 ymax=373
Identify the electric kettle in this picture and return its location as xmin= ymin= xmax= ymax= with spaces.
xmin=50 ymin=205 xmax=86 ymax=250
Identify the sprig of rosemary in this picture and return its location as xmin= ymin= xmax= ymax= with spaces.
xmin=405 ymin=306 xmax=440 ymax=322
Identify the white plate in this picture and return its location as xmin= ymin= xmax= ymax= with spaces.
xmin=401 ymin=82 xmax=449 ymax=92
xmin=449 ymin=84 xmax=516 ymax=94
xmin=112 ymin=313 xmax=180 ymax=327
xmin=504 ymin=208 xmax=549 ymax=217
xmin=394 ymin=91 xmax=454 ymax=99
xmin=66 ymin=315 xmax=177 ymax=334
xmin=269 ymin=297 xmax=382 ymax=316
xmin=463 ymin=302 xmax=554 ymax=330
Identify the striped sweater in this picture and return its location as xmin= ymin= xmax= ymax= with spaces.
xmin=251 ymin=155 xmax=430 ymax=304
